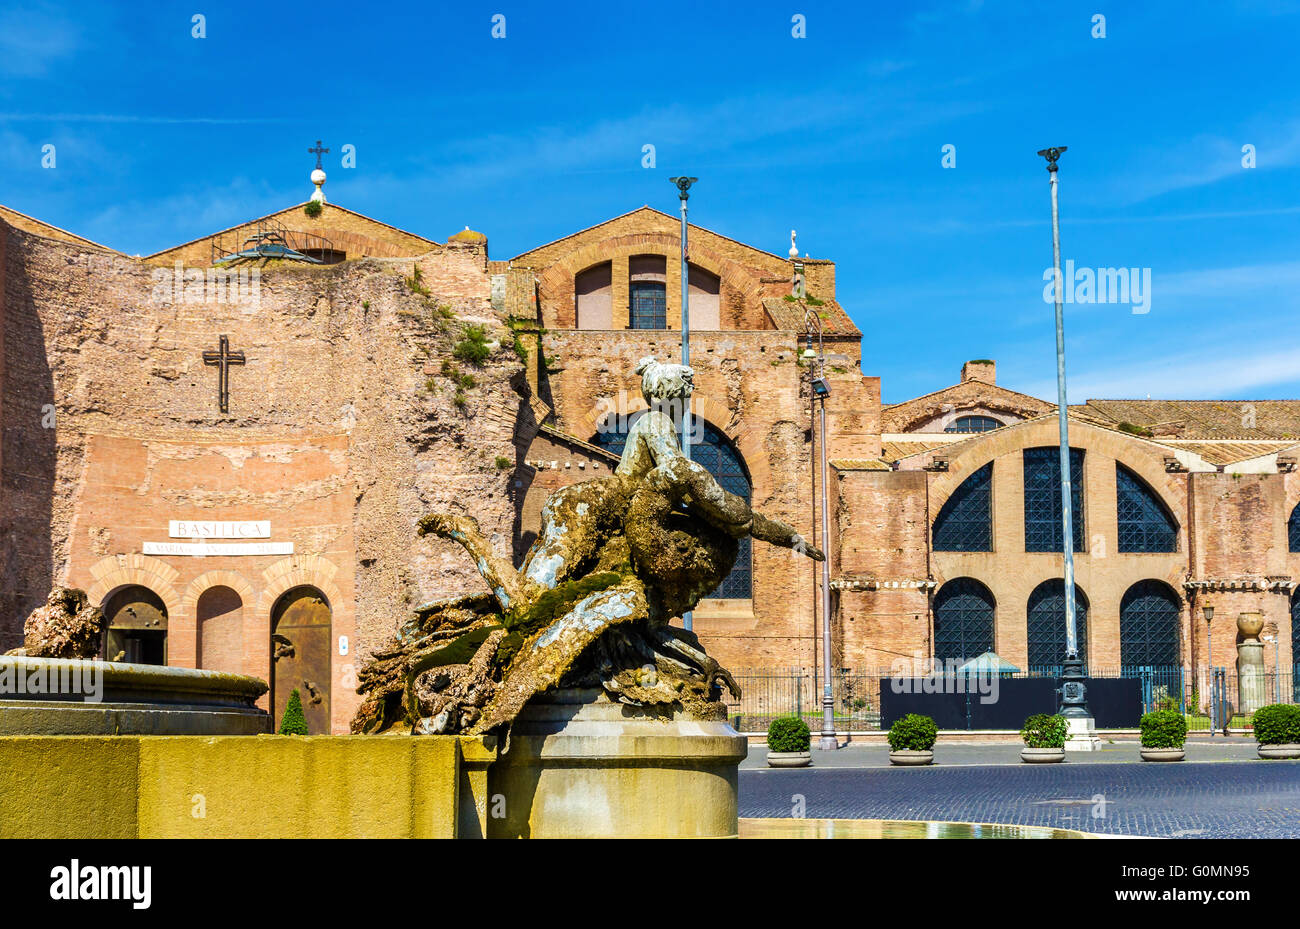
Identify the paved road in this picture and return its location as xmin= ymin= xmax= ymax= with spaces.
xmin=739 ymin=748 xmax=1300 ymax=837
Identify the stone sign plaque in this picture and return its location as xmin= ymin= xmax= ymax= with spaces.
xmin=144 ymin=541 xmax=293 ymax=557
xmin=169 ymin=520 xmax=271 ymax=539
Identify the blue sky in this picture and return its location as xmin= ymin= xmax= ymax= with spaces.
xmin=2 ymin=0 xmax=1298 ymax=403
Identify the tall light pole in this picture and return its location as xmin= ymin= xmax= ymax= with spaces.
xmin=804 ymin=308 xmax=837 ymax=751
xmin=671 ymin=176 xmax=697 ymax=631
xmin=1038 ymin=145 xmax=1097 ymax=749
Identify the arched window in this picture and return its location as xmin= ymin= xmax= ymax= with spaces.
xmin=593 ymin=416 xmax=752 ymax=597
xmin=1293 ymin=592 xmax=1300 ymax=702
xmin=1026 ymin=579 xmax=1089 ymax=672
xmin=1120 ymin=580 xmax=1181 ymax=668
xmin=198 ymin=585 xmax=244 ymax=673
xmin=1023 ymin=447 xmax=1085 ymax=552
xmin=1116 ymin=465 xmax=1177 ymax=553
xmin=629 ymin=255 xmax=667 ymax=329
xmin=945 ymin=415 xmax=1003 ymax=434
xmin=688 ymin=263 xmax=721 ymax=329
xmin=933 ymin=578 xmax=995 ymax=664
xmin=1289 ymin=502 xmax=1300 ymax=552
xmin=575 ymin=261 xmax=613 ymax=329
xmin=932 ymin=463 xmax=993 ymax=551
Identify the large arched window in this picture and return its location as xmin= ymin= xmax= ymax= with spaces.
xmin=1023 ymin=447 xmax=1085 ymax=552
xmin=933 ymin=578 xmax=995 ymax=664
xmin=1289 ymin=502 xmax=1300 ymax=552
xmin=1116 ymin=465 xmax=1177 ymax=553
xmin=1026 ymin=579 xmax=1089 ymax=672
xmin=575 ymin=261 xmax=613 ymax=329
xmin=932 ymin=463 xmax=993 ymax=551
xmin=1120 ymin=580 xmax=1181 ymax=668
xmin=945 ymin=415 xmax=1002 ymax=434
xmin=629 ymin=255 xmax=667 ymax=329
xmin=103 ymin=585 xmax=168 ymax=665
xmin=593 ymin=415 xmax=752 ymax=598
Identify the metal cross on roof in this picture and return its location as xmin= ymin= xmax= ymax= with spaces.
xmin=309 ymin=139 xmax=329 ymax=170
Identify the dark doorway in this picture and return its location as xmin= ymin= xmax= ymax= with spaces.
xmin=271 ymin=586 xmax=332 ymax=734
xmin=103 ymin=586 xmax=168 ymax=665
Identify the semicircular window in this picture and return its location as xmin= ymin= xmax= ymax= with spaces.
xmin=1026 ymin=579 xmax=1089 ymax=673
xmin=932 ymin=463 xmax=993 ymax=552
xmin=1116 ymin=465 xmax=1177 ymax=553
xmin=933 ymin=578 xmax=995 ymax=664
xmin=1023 ymin=447 xmax=1085 ymax=552
xmin=1120 ymin=580 xmax=1180 ymax=669
xmin=1289 ymin=502 xmax=1300 ymax=553
xmin=593 ymin=415 xmax=752 ymax=598
xmin=945 ymin=415 xmax=1002 ymax=433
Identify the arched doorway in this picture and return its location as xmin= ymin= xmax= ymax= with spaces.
xmin=271 ymin=586 xmax=332 ymax=734
xmin=197 ymin=585 xmax=243 ymax=673
xmin=1120 ymin=580 xmax=1181 ymax=669
xmin=1026 ymin=579 xmax=1089 ymax=673
xmin=103 ymin=585 xmax=168 ymax=665
xmin=933 ymin=578 xmax=995 ymax=664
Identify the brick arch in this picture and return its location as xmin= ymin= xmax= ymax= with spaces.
xmin=575 ymin=392 xmax=773 ymax=497
xmin=181 ymin=570 xmax=256 ymax=616
xmin=539 ymin=233 xmax=767 ymax=323
xmin=928 ymin=418 xmax=1184 ymax=536
xmin=86 ymin=553 xmax=182 ymax=618
xmin=258 ymin=555 xmax=343 ymax=616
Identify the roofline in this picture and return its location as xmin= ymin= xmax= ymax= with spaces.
xmin=0 ymin=203 xmax=124 ymax=254
xmin=882 ymin=380 xmax=1054 ymax=412
xmin=508 ymin=205 xmax=804 ymax=265
xmin=143 ymin=201 xmax=443 ymax=260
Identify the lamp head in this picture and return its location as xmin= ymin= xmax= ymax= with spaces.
xmin=1036 ymin=146 xmax=1067 ymax=171
xmin=1203 ymin=605 xmax=1214 ymax=623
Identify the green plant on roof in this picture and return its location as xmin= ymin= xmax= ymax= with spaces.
xmin=1117 ymin=421 xmax=1154 ymax=438
xmin=303 ymin=200 xmax=322 ymax=218
xmin=279 ymin=688 xmax=309 ymax=735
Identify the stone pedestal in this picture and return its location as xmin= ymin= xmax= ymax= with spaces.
xmin=1063 ymin=716 xmax=1101 ymax=751
xmin=487 ymin=688 xmax=748 ymax=838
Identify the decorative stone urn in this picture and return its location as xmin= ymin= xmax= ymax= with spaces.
xmin=486 ymin=688 xmax=748 ymax=838
xmin=1140 ymin=747 xmax=1185 ymax=762
xmin=1257 ymin=744 xmax=1300 ymax=760
xmin=767 ymin=750 xmax=812 ymax=768
xmin=888 ymin=749 xmax=934 ymax=766
xmin=1020 ymin=747 xmax=1066 ymax=764
xmin=1236 ymin=612 xmax=1267 ymax=715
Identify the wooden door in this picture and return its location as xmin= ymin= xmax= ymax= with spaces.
xmin=271 ymin=587 xmax=331 ymax=734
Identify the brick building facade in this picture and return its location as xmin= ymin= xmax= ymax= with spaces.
xmin=3 ymin=193 xmax=1298 ymax=731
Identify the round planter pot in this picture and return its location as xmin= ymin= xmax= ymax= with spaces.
xmin=767 ymin=750 xmax=812 ymax=768
xmin=1257 ymin=743 xmax=1300 ymax=760
xmin=1140 ymin=747 xmax=1185 ymax=762
xmin=889 ymin=749 xmax=934 ymax=766
xmin=1020 ymin=747 xmax=1066 ymax=764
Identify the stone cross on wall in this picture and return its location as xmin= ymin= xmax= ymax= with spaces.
xmin=202 ymin=334 xmax=245 ymax=414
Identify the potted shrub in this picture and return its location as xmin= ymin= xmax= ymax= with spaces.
xmin=1139 ymin=708 xmax=1187 ymax=761
xmin=1253 ymin=703 xmax=1300 ymax=759
xmin=887 ymin=713 xmax=937 ymax=765
xmin=1020 ymin=713 xmax=1068 ymax=763
xmin=766 ymin=716 xmax=812 ymax=767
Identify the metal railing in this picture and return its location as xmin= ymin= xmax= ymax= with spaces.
xmin=723 ymin=665 xmax=1296 ymax=734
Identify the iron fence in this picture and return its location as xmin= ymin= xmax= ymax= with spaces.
xmin=723 ymin=665 xmax=1296 ymax=734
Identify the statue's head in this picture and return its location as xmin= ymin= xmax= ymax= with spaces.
xmin=635 ymin=357 xmax=694 ymax=403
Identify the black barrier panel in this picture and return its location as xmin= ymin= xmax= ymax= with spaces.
xmin=880 ymin=677 xmax=1143 ymax=730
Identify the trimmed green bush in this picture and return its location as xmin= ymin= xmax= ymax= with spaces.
xmin=1140 ymin=709 xmax=1188 ymax=749
xmin=767 ymin=715 xmax=811 ymax=753
xmin=1252 ymin=703 xmax=1300 ymax=745
xmin=887 ymin=713 xmax=937 ymax=752
xmin=279 ymin=688 xmax=309 ymax=735
xmin=1021 ymin=713 xmax=1068 ymax=749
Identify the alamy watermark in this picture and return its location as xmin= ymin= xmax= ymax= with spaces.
xmin=152 ymin=260 xmax=260 ymax=308
xmin=1043 ymin=260 xmax=1151 ymax=314
xmin=0 ymin=660 xmax=103 ymax=702
xmin=887 ymin=654 xmax=1000 ymax=704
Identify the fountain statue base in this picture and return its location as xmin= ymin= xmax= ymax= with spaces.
xmin=488 ymin=688 xmax=747 ymax=838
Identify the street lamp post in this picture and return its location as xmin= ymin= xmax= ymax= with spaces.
xmin=1038 ymin=145 xmax=1098 ymax=750
xmin=804 ymin=308 xmax=837 ymax=751
xmin=670 ymin=176 xmax=697 ymax=631
xmin=1204 ymin=604 xmax=1215 ymax=733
